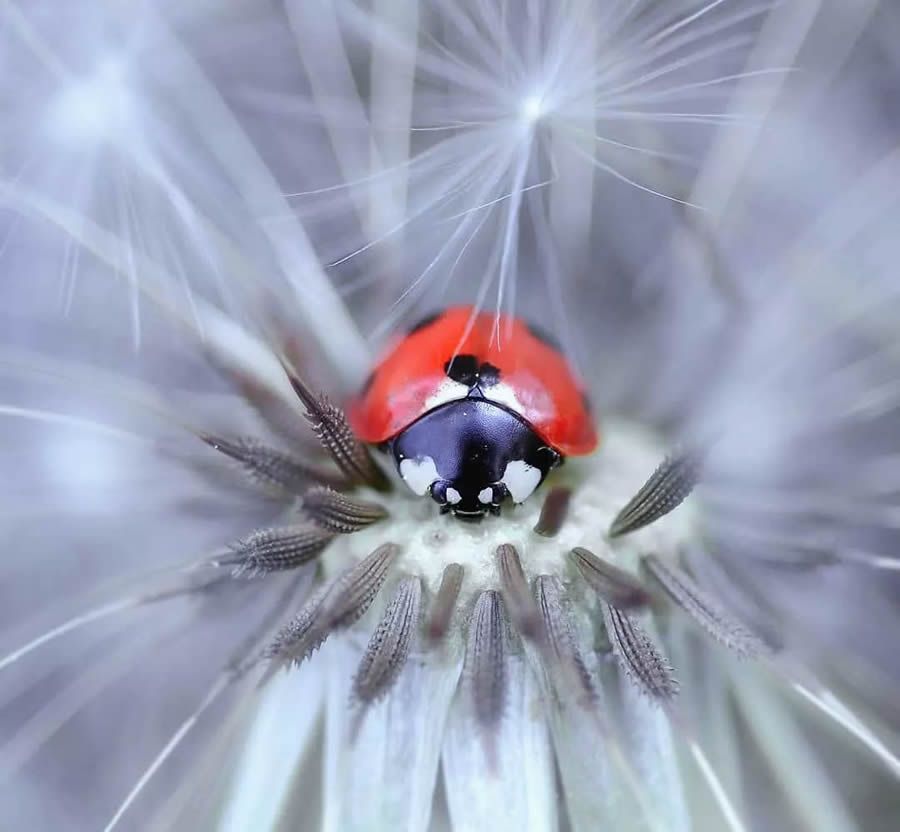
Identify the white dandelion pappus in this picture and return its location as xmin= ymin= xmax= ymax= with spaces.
xmin=1 ymin=1 xmax=900 ymax=831
xmin=281 ymin=0 xmax=782 ymax=344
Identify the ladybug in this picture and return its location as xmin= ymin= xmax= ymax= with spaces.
xmin=348 ymin=306 xmax=598 ymax=518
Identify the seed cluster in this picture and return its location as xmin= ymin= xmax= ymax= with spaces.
xmin=0 ymin=372 xmax=771 ymax=832
xmin=190 ymin=374 xmax=766 ymax=740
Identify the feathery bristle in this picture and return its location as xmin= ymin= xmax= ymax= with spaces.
xmin=643 ymin=554 xmax=767 ymax=658
xmin=427 ymin=563 xmax=465 ymax=642
xmin=496 ymin=544 xmax=543 ymax=642
xmin=570 ymin=547 xmax=653 ymax=610
xmin=602 ymin=604 xmax=679 ymax=701
xmin=198 ymin=433 xmax=346 ymax=493
xmin=609 ymin=451 xmax=700 ymax=537
xmin=216 ymin=526 xmax=333 ymax=578
xmin=301 ymin=486 xmax=388 ymax=533
xmin=468 ymin=590 xmax=508 ymax=732
xmin=285 ymin=371 xmax=390 ymax=491
xmin=0 ymin=570 xmax=238 ymax=675
xmin=352 ymin=577 xmax=422 ymax=705
xmin=139 ymin=571 xmax=237 ymax=606
xmin=533 ymin=487 xmax=572 ymax=537
xmin=101 ymin=576 xmax=306 ymax=831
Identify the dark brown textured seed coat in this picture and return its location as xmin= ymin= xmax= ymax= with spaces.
xmin=609 ymin=451 xmax=699 ymax=537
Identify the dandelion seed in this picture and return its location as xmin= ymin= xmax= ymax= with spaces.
xmin=609 ymin=450 xmax=701 ymax=537
xmin=285 ymin=369 xmax=391 ymax=491
xmin=533 ymin=486 xmax=572 ymax=537
xmin=643 ymin=553 xmax=767 ymax=657
xmin=263 ymin=584 xmax=334 ymax=672
xmin=570 ymin=546 xmax=654 ymax=610
xmin=467 ymin=590 xmax=508 ymax=733
xmin=496 ymin=543 xmax=544 ymax=643
xmin=198 ymin=433 xmax=345 ymax=495
xmin=602 ymin=603 xmax=680 ymax=701
xmin=533 ymin=575 xmax=595 ymax=702
xmin=215 ymin=527 xmax=334 ymax=579
xmin=300 ymin=485 xmax=389 ymax=533
xmin=426 ymin=562 xmax=465 ymax=642
xmin=352 ymin=576 xmax=422 ymax=707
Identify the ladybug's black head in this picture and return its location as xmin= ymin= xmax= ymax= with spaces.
xmin=389 ymin=398 xmax=561 ymax=519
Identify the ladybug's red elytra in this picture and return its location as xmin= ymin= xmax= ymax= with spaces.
xmin=348 ymin=306 xmax=598 ymax=518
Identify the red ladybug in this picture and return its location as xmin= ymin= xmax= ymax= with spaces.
xmin=348 ymin=306 xmax=598 ymax=518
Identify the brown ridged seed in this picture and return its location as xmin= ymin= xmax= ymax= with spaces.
xmin=352 ymin=577 xmax=422 ymax=705
xmin=602 ymin=603 xmax=679 ymax=701
xmin=609 ymin=450 xmax=700 ymax=537
xmin=468 ymin=590 xmax=507 ymax=731
xmin=198 ymin=433 xmax=345 ymax=494
xmin=263 ymin=543 xmax=401 ymax=676
xmin=642 ymin=555 xmax=767 ymax=658
xmin=263 ymin=583 xmax=332 ymax=669
xmin=569 ymin=547 xmax=652 ymax=610
xmin=217 ymin=526 xmax=334 ymax=578
xmin=533 ymin=575 xmax=594 ymax=702
xmin=681 ymin=547 xmax=784 ymax=651
xmin=427 ymin=563 xmax=464 ymax=641
xmin=301 ymin=486 xmax=388 ymax=533
xmin=285 ymin=370 xmax=390 ymax=492
xmin=496 ymin=544 xmax=543 ymax=642
xmin=320 ymin=542 xmax=401 ymax=631
xmin=533 ymin=487 xmax=572 ymax=537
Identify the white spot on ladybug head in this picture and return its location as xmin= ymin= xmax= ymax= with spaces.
xmin=478 ymin=487 xmax=493 ymax=504
xmin=501 ymin=459 xmax=542 ymax=503
xmin=399 ymin=456 xmax=439 ymax=496
xmin=483 ymin=381 xmax=528 ymax=416
xmin=424 ymin=379 xmax=470 ymax=412
xmin=445 ymin=487 xmax=462 ymax=505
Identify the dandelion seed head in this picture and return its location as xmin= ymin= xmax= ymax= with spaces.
xmin=4 ymin=0 xmax=900 ymax=829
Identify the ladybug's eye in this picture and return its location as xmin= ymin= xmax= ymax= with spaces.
xmin=429 ymin=480 xmax=448 ymax=504
xmin=430 ymin=480 xmax=464 ymax=505
xmin=430 ymin=480 xmax=464 ymax=515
